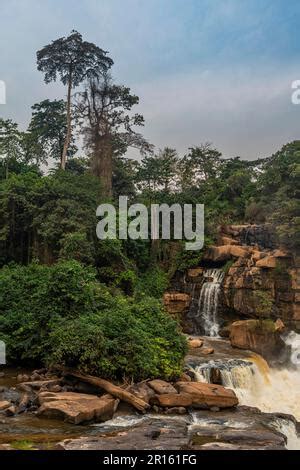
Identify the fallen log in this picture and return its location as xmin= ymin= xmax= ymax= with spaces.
xmin=63 ymin=370 xmax=150 ymax=412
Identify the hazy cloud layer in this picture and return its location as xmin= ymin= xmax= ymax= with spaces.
xmin=0 ymin=0 xmax=300 ymax=159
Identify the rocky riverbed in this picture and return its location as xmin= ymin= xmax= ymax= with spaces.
xmin=1 ymin=337 xmax=299 ymax=450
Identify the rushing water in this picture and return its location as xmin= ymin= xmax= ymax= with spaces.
xmin=193 ymin=352 xmax=300 ymax=449
xmin=194 ymin=355 xmax=300 ymax=420
xmin=188 ymin=268 xmax=224 ymax=336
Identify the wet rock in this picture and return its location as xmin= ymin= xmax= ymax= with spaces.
xmin=17 ymin=379 xmax=62 ymax=392
xmin=150 ymin=393 xmax=192 ymax=408
xmin=178 ymin=373 xmax=192 ymax=382
xmin=30 ymin=372 xmax=42 ymax=381
xmin=60 ymin=417 xmax=189 ymax=450
xmin=176 ymin=382 xmax=238 ymax=408
xmin=58 ymin=407 xmax=291 ymax=450
xmin=128 ymin=382 xmax=155 ymax=404
xmin=37 ymin=391 xmax=118 ymax=424
xmin=165 ymin=407 xmax=187 ymax=415
xmin=5 ymin=405 xmax=16 ymax=416
xmin=229 ymin=320 xmax=285 ymax=359
xmin=275 ymin=318 xmax=285 ymax=332
xmin=218 ymin=236 xmax=239 ymax=246
xmin=203 ymin=245 xmax=249 ymax=263
xmin=1 ymin=388 xmax=20 ymax=403
xmin=201 ymin=347 xmax=214 ymax=355
xmin=0 ymin=400 xmax=10 ymax=411
xmin=219 ymin=325 xmax=231 ymax=338
xmin=17 ymin=374 xmax=29 ymax=383
xmin=148 ymin=380 xmax=177 ymax=395
xmin=256 ymin=256 xmax=277 ymax=268
xmin=210 ymin=406 xmax=220 ymax=412
xmin=188 ymin=339 xmax=203 ymax=349
xmin=163 ymin=292 xmax=191 ymax=314
xmin=17 ymin=383 xmax=32 ymax=393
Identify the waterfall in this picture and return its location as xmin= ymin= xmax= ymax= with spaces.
xmin=283 ymin=330 xmax=300 ymax=367
xmin=193 ymin=356 xmax=300 ymax=448
xmin=195 ymin=268 xmax=224 ymax=336
xmin=194 ymin=356 xmax=300 ymax=421
xmin=271 ymin=418 xmax=300 ymax=450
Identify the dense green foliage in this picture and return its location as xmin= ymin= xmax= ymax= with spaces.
xmin=0 ymin=260 xmax=186 ymax=380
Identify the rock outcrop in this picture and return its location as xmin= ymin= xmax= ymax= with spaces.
xmin=164 ymin=224 xmax=300 ymax=333
xmin=59 ymin=408 xmax=289 ymax=450
xmin=175 ymin=382 xmax=238 ymax=409
xmin=221 ymin=227 xmax=299 ymax=330
xmin=37 ymin=391 xmax=118 ymax=424
xmin=163 ymin=292 xmax=191 ymax=315
xmin=229 ymin=319 xmax=285 ymax=359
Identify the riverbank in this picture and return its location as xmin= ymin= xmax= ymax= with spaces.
xmin=1 ymin=337 xmax=299 ymax=450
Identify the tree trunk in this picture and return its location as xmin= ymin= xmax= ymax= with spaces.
xmin=92 ymin=134 xmax=113 ymax=198
xmin=61 ymin=74 xmax=72 ymax=170
xmin=64 ymin=370 xmax=150 ymax=412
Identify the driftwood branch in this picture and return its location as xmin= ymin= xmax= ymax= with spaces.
xmin=64 ymin=369 xmax=150 ymax=412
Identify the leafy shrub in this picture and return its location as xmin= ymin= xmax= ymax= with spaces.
xmin=48 ymin=296 xmax=187 ymax=381
xmin=0 ymin=261 xmax=186 ymax=380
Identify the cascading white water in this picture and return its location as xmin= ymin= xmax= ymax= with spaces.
xmin=193 ymin=354 xmax=300 ymax=449
xmin=271 ymin=418 xmax=300 ymax=450
xmin=283 ymin=330 xmax=300 ymax=367
xmin=194 ymin=357 xmax=300 ymax=420
xmin=196 ymin=268 xmax=224 ymax=336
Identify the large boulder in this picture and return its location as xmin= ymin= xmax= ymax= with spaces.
xmin=148 ymin=379 xmax=177 ymax=395
xmin=37 ymin=391 xmax=118 ymax=424
xmin=203 ymin=245 xmax=249 ymax=263
xmin=175 ymin=382 xmax=238 ymax=408
xmin=163 ymin=292 xmax=190 ymax=314
xmin=127 ymin=382 xmax=155 ymax=404
xmin=229 ymin=320 xmax=285 ymax=359
xmin=150 ymin=393 xmax=192 ymax=408
xmin=188 ymin=338 xmax=203 ymax=349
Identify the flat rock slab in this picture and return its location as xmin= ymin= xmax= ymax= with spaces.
xmin=37 ymin=391 xmax=118 ymax=424
xmin=176 ymin=382 xmax=238 ymax=408
xmin=150 ymin=393 xmax=192 ymax=408
xmin=60 ymin=417 xmax=189 ymax=450
xmin=59 ymin=407 xmax=288 ymax=450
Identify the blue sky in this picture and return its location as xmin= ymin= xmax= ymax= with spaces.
xmin=1 ymin=0 xmax=300 ymax=159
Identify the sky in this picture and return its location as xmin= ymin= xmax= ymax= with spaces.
xmin=1 ymin=0 xmax=300 ymax=160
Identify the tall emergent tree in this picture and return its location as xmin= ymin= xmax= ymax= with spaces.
xmin=76 ymin=73 xmax=152 ymax=197
xmin=37 ymin=30 xmax=113 ymax=170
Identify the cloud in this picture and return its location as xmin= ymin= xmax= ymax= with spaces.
xmin=131 ymin=63 xmax=300 ymax=159
xmin=1 ymin=0 xmax=300 ymax=160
